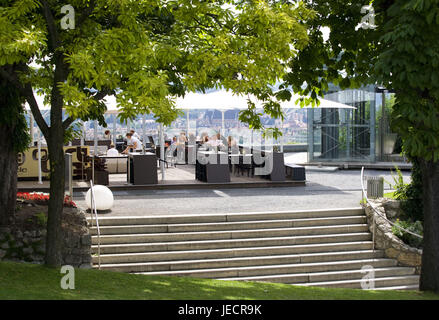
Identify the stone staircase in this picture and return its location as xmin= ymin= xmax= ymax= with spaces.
xmin=89 ymin=208 xmax=419 ymax=290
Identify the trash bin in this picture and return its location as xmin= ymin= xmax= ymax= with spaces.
xmin=366 ymin=176 xmax=384 ymax=198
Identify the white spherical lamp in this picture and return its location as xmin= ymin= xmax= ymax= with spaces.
xmin=86 ymin=185 xmax=114 ymax=211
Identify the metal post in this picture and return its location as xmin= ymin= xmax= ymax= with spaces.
xmin=113 ymin=115 xmax=117 ymax=146
xmin=280 ymin=119 xmax=284 ymax=153
xmin=369 ymin=90 xmax=376 ymax=162
xmin=160 ymin=123 xmax=165 ymax=180
xmin=81 ymin=121 xmax=85 ymax=146
xmin=380 ymin=90 xmax=386 ymax=161
xmin=221 ymin=110 xmax=225 ymax=137
xmin=186 ymin=110 xmax=190 ymax=136
xmin=307 ymin=108 xmax=314 ymax=162
xmin=142 ymin=114 xmax=146 ymax=143
xmin=65 ymin=153 xmax=73 ymax=200
xmin=29 ymin=112 xmax=35 ymax=146
xmin=38 ymin=129 xmax=43 ymax=184
xmin=93 ymin=120 xmax=98 ymax=154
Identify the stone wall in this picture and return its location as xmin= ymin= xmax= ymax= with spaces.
xmin=0 ymin=206 xmax=92 ymax=268
xmin=363 ymin=199 xmax=422 ymax=274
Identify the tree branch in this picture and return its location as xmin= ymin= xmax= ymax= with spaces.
xmin=62 ymin=88 xmax=113 ymax=130
xmin=0 ymin=65 xmax=50 ymax=137
xmin=41 ymin=1 xmax=61 ymax=51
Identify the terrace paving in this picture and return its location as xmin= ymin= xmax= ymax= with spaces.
xmin=73 ymin=168 xmax=411 ymax=217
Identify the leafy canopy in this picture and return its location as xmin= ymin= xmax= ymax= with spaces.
xmin=0 ymin=0 xmax=314 ymax=130
xmin=281 ymin=0 xmax=439 ymax=161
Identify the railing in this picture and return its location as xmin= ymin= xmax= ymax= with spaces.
xmin=360 ymin=167 xmax=423 ymax=251
xmin=89 ymin=180 xmax=101 ymax=269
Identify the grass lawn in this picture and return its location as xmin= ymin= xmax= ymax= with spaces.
xmin=0 ymin=261 xmax=438 ymax=300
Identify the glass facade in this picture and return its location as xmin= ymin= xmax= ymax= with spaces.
xmin=307 ymin=85 xmax=377 ymax=162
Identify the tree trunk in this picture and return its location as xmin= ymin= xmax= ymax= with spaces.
xmin=0 ymin=76 xmax=22 ymax=227
xmin=419 ymin=159 xmax=439 ymax=292
xmin=44 ymin=123 xmax=65 ymax=267
xmin=0 ymin=123 xmax=17 ymax=227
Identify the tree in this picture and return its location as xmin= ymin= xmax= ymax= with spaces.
xmin=279 ymin=0 xmax=439 ymax=292
xmin=0 ymin=75 xmax=30 ymax=227
xmin=0 ymin=0 xmax=312 ymax=266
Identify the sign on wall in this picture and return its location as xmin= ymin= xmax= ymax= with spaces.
xmin=18 ymin=146 xmax=90 ymax=179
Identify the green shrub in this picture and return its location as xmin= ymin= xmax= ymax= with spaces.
xmin=392 ymin=219 xmax=423 ymax=248
xmin=390 ymin=159 xmax=423 ymax=222
xmin=35 ymin=212 xmax=47 ymax=228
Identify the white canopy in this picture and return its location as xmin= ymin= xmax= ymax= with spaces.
xmin=175 ymin=90 xmax=356 ymax=111
xmin=25 ymin=89 xmax=355 ymax=113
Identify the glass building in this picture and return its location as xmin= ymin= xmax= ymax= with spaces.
xmin=307 ymin=84 xmax=398 ymax=163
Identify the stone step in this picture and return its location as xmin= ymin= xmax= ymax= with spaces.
xmin=90 ymin=216 xmax=367 ymax=235
xmin=91 ymin=224 xmax=369 ymax=244
xmin=134 ymin=259 xmax=398 ymax=279
xmin=92 ymin=232 xmax=372 ymax=251
xmin=95 ymin=250 xmax=384 ymax=273
xmin=89 ymin=208 xmax=364 ymax=226
xmin=217 ymin=267 xmax=416 ymax=284
xmin=92 ymin=241 xmax=374 ymax=264
xmin=373 ymin=285 xmax=419 ymax=291
xmin=295 ymin=275 xmax=420 ymax=289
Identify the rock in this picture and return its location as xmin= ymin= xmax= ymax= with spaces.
xmin=81 ymin=234 xmax=91 ymax=246
xmin=81 ymin=254 xmax=92 ymax=263
xmin=1 ymin=242 xmax=9 ymax=250
xmin=35 ymin=244 xmax=45 ymax=254
xmin=64 ymin=254 xmax=82 ymax=265
xmin=385 ymin=247 xmax=400 ymax=259
xmin=0 ymin=249 xmax=6 ymax=259
xmin=30 ymin=254 xmax=44 ymax=262
xmin=14 ymin=241 xmax=23 ymax=248
xmin=398 ymin=252 xmax=422 ymax=266
xmin=23 ymin=247 xmax=33 ymax=255
xmin=0 ymin=227 xmax=11 ymax=234
xmin=79 ymin=263 xmax=92 ymax=269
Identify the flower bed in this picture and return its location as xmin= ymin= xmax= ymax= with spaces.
xmin=16 ymin=192 xmax=76 ymax=208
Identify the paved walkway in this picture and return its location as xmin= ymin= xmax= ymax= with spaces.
xmin=74 ymin=168 xmax=411 ymax=217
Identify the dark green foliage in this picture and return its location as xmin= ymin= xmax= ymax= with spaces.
xmin=392 ymin=219 xmax=423 ymax=248
xmin=392 ymin=159 xmax=424 ymax=222
xmin=63 ymin=122 xmax=83 ymax=145
xmin=400 ymin=158 xmax=424 ymax=222
xmin=0 ymin=76 xmax=30 ymax=153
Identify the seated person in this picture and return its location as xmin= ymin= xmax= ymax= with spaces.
xmin=122 ymin=132 xmax=143 ymax=154
xmin=188 ymin=133 xmax=196 ymax=144
xmin=178 ymin=132 xmax=188 ymax=144
xmin=206 ymin=133 xmax=225 ymax=148
xmin=103 ymin=130 xmax=112 ymax=140
xmin=107 ymin=144 xmax=119 ymax=156
xmin=130 ymin=129 xmax=141 ymax=140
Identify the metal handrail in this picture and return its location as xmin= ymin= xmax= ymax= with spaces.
xmin=89 ymin=180 xmax=101 ymax=269
xmin=360 ymin=167 xmax=423 ymax=252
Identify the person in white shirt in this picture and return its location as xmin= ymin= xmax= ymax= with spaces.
xmin=107 ymin=144 xmax=119 ymax=156
xmin=122 ymin=133 xmax=143 ymax=154
xmin=130 ymin=129 xmax=141 ymax=140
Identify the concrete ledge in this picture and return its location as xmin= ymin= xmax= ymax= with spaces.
xmin=18 ymin=180 xmax=306 ymax=193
